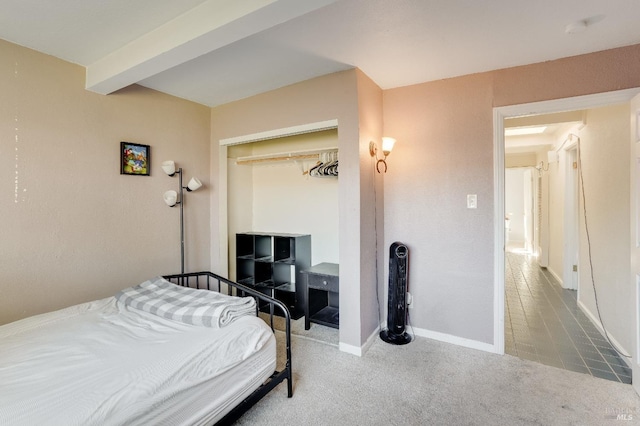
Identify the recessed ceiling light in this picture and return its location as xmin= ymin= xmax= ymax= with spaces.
xmin=505 ymin=126 xmax=547 ymax=136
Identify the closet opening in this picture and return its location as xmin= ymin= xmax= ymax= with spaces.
xmin=225 ymin=126 xmax=341 ymax=344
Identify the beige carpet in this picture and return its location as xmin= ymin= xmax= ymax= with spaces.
xmin=236 ymin=332 xmax=639 ymax=425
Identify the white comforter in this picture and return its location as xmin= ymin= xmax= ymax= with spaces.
xmin=0 ymin=297 xmax=276 ymax=425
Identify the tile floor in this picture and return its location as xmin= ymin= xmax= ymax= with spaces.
xmin=505 ymin=250 xmax=632 ymax=384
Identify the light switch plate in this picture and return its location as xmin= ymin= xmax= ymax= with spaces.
xmin=467 ymin=194 xmax=477 ymax=209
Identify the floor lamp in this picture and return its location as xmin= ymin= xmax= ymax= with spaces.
xmin=162 ymin=161 xmax=203 ymax=275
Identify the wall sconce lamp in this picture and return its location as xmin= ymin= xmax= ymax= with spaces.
xmin=370 ymin=137 xmax=396 ymax=173
xmin=162 ymin=160 xmax=203 ymax=275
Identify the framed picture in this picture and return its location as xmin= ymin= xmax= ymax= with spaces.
xmin=120 ymin=142 xmax=150 ymax=176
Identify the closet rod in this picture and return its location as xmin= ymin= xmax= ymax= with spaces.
xmin=236 ymin=153 xmax=319 ymax=165
xmin=236 ymin=148 xmax=337 ymax=166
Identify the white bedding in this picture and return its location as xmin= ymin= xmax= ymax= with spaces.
xmin=0 ymin=296 xmax=276 ymax=425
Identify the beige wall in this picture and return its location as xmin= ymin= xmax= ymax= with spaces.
xmin=384 ymin=72 xmax=496 ymax=343
xmin=492 ymin=45 xmax=640 ymax=107
xmin=505 ymin=152 xmax=537 ymax=168
xmin=542 ymin=104 xmax=631 ymax=353
xmin=0 ymin=40 xmax=211 ymax=325
xmin=577 ymin=104 xmax=631 ymax=352
xmin=384 ymin=45 xmax=640 ymax=345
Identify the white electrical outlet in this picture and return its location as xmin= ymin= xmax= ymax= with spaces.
xmin=467 ymin=194 xmax=477 ymax=209
xmin=406 ymin=292 xmax=413 ymax=309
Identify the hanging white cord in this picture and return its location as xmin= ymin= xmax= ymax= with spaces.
xmin=373 ymin=155 xmax=383 ymax=328
xmin=371 ymin=158 xmax=414 ymax=339
xmin=577 ymin=137 xmax=631 ymax=358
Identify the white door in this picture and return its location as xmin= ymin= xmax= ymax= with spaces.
xmin=630 ymin=93 xmax=640 ymax=396
xmin=523 ymin=168 xmax=534 ymax=253
xmin=538 ymin=171 xmax=550 ymax=267
xmin=505 ymin=168 xmax=526 ymax=250
xmin=563 ymin=146 xmax=579 ymax=290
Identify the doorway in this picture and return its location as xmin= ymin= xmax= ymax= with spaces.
xmin=503 ymin=110 xmax=631 ymax=382
xmin=505 ymin=167 xmax=534 ymax=254
xmin=494 ymin=89 xmax=640 ymax=385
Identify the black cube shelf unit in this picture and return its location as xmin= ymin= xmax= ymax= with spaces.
xmin=236 ymin=232 xmax=311 ymax=320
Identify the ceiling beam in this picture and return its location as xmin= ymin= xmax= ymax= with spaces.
xmin=86 ymin=0 xmax=337 ymax=95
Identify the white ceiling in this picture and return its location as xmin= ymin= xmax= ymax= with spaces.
xmin=1 ymin=0 xmax=640 ymax=107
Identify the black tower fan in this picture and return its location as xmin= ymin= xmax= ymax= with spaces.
xmin=380 ymin=242 xmax=412 ymax=345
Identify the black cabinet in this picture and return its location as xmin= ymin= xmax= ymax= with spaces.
xmin=236 ymin=232 xmax=311 ymax=320
xmin=302 ymin=262 xmax=339 ymax=330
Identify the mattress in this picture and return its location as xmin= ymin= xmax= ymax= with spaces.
xmin=0 ymin=296 xmax=276 ymax=425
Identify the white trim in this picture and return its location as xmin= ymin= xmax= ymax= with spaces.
xmin=578 ymin=300 xmax=631 ymax=368
xmin=637 ymin=276 xmax=640 ymax=377
xmin=339 ymin=342 xmax=363 ymax=356
xmin=217 ymin=145 xmax=229 ymax=277
xmin=636 ymin=276 xmax=640 ymax=379
xmin=523 ymin=168 xmax=534 ymax=253
xmin=496 ymin=88 xmax=640 ymax=119
xmin=411 ymin=326 xmax=498 ymax=354
xmin=630 ymin=96 xmax=640 ymax=397
xmin=339 ymin=326 xmax=380 ymax=356
xmin=494 ymin=88 xmax=640 ymax=356
xmin=493 ymin=108 xmax=506 ymax=356
xmin=562 ymin=145 xmax=579 ymax=291
xmin=547 ymin=266 xmax=563 ymax=287
xmin=219 ymin=119 xmax=338 ymax=146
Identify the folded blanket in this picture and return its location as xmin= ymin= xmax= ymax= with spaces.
xmin=115 ymin=277 xmax=256 ymax=328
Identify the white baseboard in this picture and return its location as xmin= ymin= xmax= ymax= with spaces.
xmin=361 ymin=326 xmax=380 ymax=354
xmin=338 ymin=342 xmax=362 ymax=356
xmin=577 ymin=300 xmax=631 ymax=368
xmin=339 ymin=326 xmax=380 ymax=357
xmin=547 ymin=267 xmax=563 ymax=287
xmin=410 ymin=325 xmax=498 ymax=354
xmin=340 ymin=325 xmax=498 ymax=356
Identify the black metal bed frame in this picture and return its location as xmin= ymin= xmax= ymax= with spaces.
xmin=163 ymin=271 xmax=293 ymax=426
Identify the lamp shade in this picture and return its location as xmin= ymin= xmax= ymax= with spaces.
xmin=382 ymin=137 xmax=396 ymax=155
xmin=163 ymin=190 xmax=178 ymax=207
xmin=187 ymin=177 xmax=202 ymax=192
xmin=161 ymin=160 xmax=176 ymax=176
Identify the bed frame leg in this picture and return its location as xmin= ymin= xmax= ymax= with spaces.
xmin=285 ymin=320 xmax=293 ymax=398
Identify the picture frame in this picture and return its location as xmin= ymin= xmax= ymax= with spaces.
xmin=120 ymin=142 xmax=150 ymax=176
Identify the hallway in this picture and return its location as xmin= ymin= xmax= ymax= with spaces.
xmin=504 ymin=251 xmax=632 ymax=384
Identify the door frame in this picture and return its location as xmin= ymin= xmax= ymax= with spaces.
xmin=493 ymin=88 xmax=640 ymax=355
xmin=523 ymin=167 xmax=534 ymax=253
xmin=630 ymin=93 xmax=640 ymax=396
xmin=563 ymin=144 xmax=579 ymax=290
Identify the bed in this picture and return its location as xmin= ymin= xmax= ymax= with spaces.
xmin=0 ymin=271 xmax=292 ymax=425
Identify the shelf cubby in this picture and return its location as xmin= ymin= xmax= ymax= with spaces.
xmin=235 ymin=232 xmax=311 ymax=320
